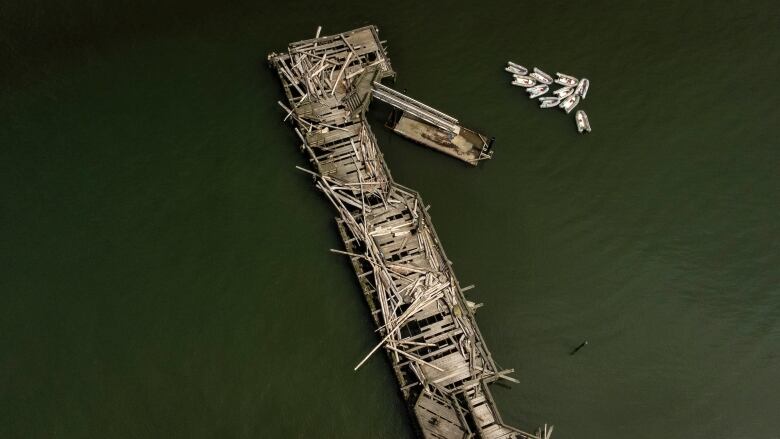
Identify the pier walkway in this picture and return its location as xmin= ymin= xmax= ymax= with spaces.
xmin=268 ymin=25 xmax=549 ymax=439
xmin=371 ymin=81 xmax=461 ymax=134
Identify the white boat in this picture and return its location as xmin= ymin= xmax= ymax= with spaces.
xmin=505 ymin=66 xmax=526 ymax=75
xmin=559 ymin=94 xmax=580 ymax=113
xmin=554 ymin=76 xmax=578 ymax=87
xmin=553 ymin=86 xmax=575 ymax=98
xmin=507 ymin=62 xmax=528 ymax=75
xmin=530 ymin=72 xmax=552 ymax=84
xmin=511 ymin=76 xmax=536 ymax=87
xmin=575 ymin=78 xmax=590 ymax=99
xmin=557 ymin=72 xmax=578 ymax=82
xmin=539 ymin=96 xmax=560 ymax=108
xmin=533 ymin=67 xmax=554 ymax=83
xmin=575 ymin=110 xmax=591 ymax=133
xmin=526 ymin=84 xmax=549 ymax=99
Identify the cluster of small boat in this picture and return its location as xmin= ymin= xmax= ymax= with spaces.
xmin=506 ymin=61 xmax=591 ymax=133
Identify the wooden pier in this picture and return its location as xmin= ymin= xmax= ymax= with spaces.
xmin=268 ymin=25 xmax=550 ymax=439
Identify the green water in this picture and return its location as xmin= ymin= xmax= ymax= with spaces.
xmin=2 ymin=1 xmax=779 ymax=437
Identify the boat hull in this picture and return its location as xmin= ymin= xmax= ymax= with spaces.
xmin=555 ymin=77 xmax=578 ymax=87
xmin=533 ymin=67 xmax=554 ymax=83
xmin=575 ymin=110 xmax=591 ymax=133
xmin=511 ymin=75 xmax=536 ymax=87
xmin=507 ymin=61 xmax=528 ymax=75
xmin=553 ymin=86 xmax=575 ymax=98
xmin=576 ymin=78 xmax=590 ymax=99
xmin=559 ymin=94 xmax=580 ymax=113
xmin=526 ymin=84 xmax=549 ymax=98
xmin=539 ymin=97 xmax=561 ymax=108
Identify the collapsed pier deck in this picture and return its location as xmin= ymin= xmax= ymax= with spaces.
xmin=268 ymin=25 xmax=547 ymax=439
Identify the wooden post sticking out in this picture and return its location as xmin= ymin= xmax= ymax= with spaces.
xmin=331 ymin=52 xmax=352 ymax=96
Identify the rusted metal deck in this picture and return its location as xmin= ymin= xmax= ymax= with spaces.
xmin=267 ymin=25 xmax=550 ymax=439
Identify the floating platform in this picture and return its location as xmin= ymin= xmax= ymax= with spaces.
xmin=373 ymin=81 xmax=494 ymax=166
xmin=268 ymin=25 xmax=549 ymax=439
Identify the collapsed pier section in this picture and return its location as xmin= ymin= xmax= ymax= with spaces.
xmin=268 ymin=25 xmax=548 ymax=439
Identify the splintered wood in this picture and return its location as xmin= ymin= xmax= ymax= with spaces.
xmin=268 ymin=25 xmax=548 ymax=439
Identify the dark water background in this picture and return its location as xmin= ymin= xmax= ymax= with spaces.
xmin=2 ymin=1 xmax=779 ymax=437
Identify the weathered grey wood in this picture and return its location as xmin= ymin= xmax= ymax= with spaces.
xmin=268 ymin=25 xmax=545 ymax=439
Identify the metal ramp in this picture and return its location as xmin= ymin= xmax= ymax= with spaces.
xmin=371 ymin=81 xmax=461 ymax=135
